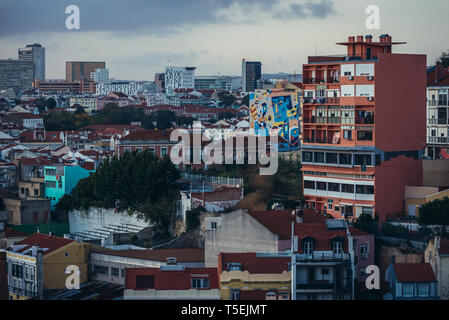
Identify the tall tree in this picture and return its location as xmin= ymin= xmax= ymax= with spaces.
xmin=436 ymin=50 xmax=449 ymax=68
xmin=418 ymin=197 xmax=449 ymax=237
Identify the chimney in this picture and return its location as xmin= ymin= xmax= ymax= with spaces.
xmin=365 ymin=35 xmax=373 ymax=43
xmin=356 ymin=35 xmax=363 ymax=42
xmin=348 ymin=36 xmax=355 ymax=43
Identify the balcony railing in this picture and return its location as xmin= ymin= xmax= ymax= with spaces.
xmin=296 ymin=252 xmax=350 ymax=261
xmin=308 ymin=54 xmax=379 ymax=64
xmin=303 ymin=97 xmax=340 ymax=104
xmin=428 ymin=137 xmax=449 ymax=144
xmin=428 ymin=100 xmax=448 ymax=106
xmin=304 ymin=78 xmax=340 ymax=84
xmin=428 ymin=118 xmax=449 ymax=125
xmin=297 ymin=281 xmax=334 ymax=290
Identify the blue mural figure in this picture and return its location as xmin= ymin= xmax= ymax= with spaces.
xmin=272 ymin=96 xmax=292 ymax=122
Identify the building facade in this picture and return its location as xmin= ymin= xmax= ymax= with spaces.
xmin=0 ymin=59 xmax=34 ymax=92
xmin=18 ymin=44 xmax=45 ymax=81
xmin=242 ymin=59 xmax=262 ymax=93
xmin=165 ymin=66 xmax=196 ymax=93
xmin=426 ymin=84 xmax=449 ymax=159
xmin=301 ymin=34 xmax=426 ymax=223
xmin=66 ymin=61 xmax=105 ymax=82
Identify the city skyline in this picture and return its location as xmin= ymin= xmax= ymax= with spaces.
xmin=0 ymin=0 xmax=448 ymax=81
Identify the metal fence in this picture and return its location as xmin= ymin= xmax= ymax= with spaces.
xmin=181 ymin=173 xmax=243 ymax=188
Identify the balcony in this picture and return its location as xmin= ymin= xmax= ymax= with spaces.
xmin=428 ymin=137 xmax=449 ymax=144
xmin=297 ymin=281 xmax=334 ymax=290
xmin=296 ymin=252 xmax=350 ymax=262
xmin=303 ymin=97 xmax=340 ymax=105
xmin=308 ymin=54 xmax=379 ymax=64
xmin=304 ymin=78 xmax=340 ymax=85
xmin=428 ymin=100 xmax=448 ymax=107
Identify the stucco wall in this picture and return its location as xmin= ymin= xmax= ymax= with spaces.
xmin=423 ymin=159 xmax=449 ymax=187
xmin=203 ymin=210 xmax=279 ymax=267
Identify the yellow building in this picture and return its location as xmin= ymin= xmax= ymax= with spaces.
xmin=404 ymin=186 xmax=449 ymax=218
xmin=218 ymin=252 xmax=291 ymax=300
xmin=1 ymin=233 xmax=91 ymax=299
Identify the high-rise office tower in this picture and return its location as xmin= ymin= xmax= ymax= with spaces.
xmin=0 ymin=59 xmax=34 ymax=92
xmin=242 ymin=59 xmax=262 ymax=92
xmin=301 ymin=34 xmax=426 ymax=224
xmin=18 ymin=43 xmax=45 ymax=81
xmin=66 ymin=61 xmax=106 ymax=82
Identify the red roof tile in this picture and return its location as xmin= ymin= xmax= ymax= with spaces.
xmin=96 ymin=248 xmax=204 ymax=262
xmin=125 ymin=267 xmax=219 ymax=290
xmin=294 ymin=223 xmax=348 ymax=253
xmin=120 ymin=129 xmax=174 ymax=142
xmin=393 ymin=263 xmax=437 ymax=283
xmin=218 ymin=253 xmax=289 ymax=274
xmin=15 ymin=234 xmax=75 ymax=255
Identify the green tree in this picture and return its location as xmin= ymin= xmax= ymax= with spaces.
xmin=155 ymin=110 xmax=176 ymax=129
xmin=46 ymin=97 xmax=57 ymax=110
xmin=186 ymin=206 xmax=204 ymax=232
xmin=217 ymin=91 xmax=236 ymax=107
xmin=241 ymin=94 xmax=250 ymax=107
xmin=353 ymin=213 xmax=377 ymax=234
xmin=218 ymin=111 xmax=234 ymax=120
xmin=436 ymin=50 xmax=449 ymax=68
xmin=418 ymin=197 xmax=449 ymax=237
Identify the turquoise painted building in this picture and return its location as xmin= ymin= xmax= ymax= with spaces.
xmin=44 ymin=165 xmax=94 ymax=209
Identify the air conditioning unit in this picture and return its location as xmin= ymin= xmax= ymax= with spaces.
xmin=367 ymin=97 xmax=374 ymax=102
xmin=348 ymin=76 xmax=354 ymax=80
xmin=367 ymin=76 xmax=374 ymax=81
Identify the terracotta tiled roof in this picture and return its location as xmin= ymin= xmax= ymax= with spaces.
xmin=95 ymin=248 xmax=204 ymax=262
xmin=79 ymin=124 xmax=144 ymax=132
xmin=294 ymin=223 xmax=348 ymax=253
xmin=393 ymin=263 xmax=437 ymax=283
xmin=125 ymin=267 xmax=219 ymax=290
xmin=4 ymin=228 xmax=29 ymax=238
xmin=120 ymin=129 xmax=174 ymax=142
xmin=247 ymin=209 xmax=326 ymax=240
xmin=15 ymin=234 xmax=75 ymax=255
xmin=218 ymin=253 xmax=290 ymax=274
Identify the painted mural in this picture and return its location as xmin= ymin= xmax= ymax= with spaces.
xmin=249 ymin=89 xmax=300 ymax=150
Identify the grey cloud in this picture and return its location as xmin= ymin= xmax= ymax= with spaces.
xmin=0 ymin=0 xmax=336 ymax=38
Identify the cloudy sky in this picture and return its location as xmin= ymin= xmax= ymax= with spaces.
xmin=0 ymin=0 xmax=448 ymax=80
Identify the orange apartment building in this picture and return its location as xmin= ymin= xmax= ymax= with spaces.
xmin=301 ymin=34 xmax=426 ymax=224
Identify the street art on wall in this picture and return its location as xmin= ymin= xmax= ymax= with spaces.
xmin=249 ymin=89 xmax=301 ymax=150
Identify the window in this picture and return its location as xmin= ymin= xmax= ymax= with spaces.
xmin=148 ymin=148 xmax=155 ymax=154
xmin=418 ymin=283 xmax=429 ymax=297
xmin=335 ymin=205 xmax=339 ymax=212
xmin=326 ymin=153 xmax=338 ymax=164
xmin=304 ymin=180 xmax=315 ymax=189
xmin=191 ymin=278 xmax=210 ymax=289
xmin=93 ymin=265 xmax=109 ymax=275
xmin=34 ymin=189 xmax=39 ymax=196
xmin=333 ymin=241 xmax=343 ymax=254
xmin=302 ymin=151 xmax=313 ymax=162
xmin=45 ymin=181 xmax=56 ymax=188
xmin=210 ymin=221 xmax=217 ymax=229
xmin=316 ymin=182 xmax=326 ymax=191
xmin=355 ymin=154 xmax=372 ymax=166
xmin=304 ymin=241 xmax=314 ymax=255
xmin=339 ymin=153 xmax=352 ymax=165
xmin=227 ymin=263 xmax=242 ymax=271
xmin=230 ymin=289 xmax=241 ymax=300
xmin=341 ymin=184 xmax=354 ymax=193
xmin=328 ymin=183 xmax=340 ymax=192
xmin=111 ymin=268 xmax=120 ymax=277
xmin=321 ymin=268 xmax=329 ymax=275
xmin=360 ymin=244 xmax=369 ymax=259
xmin=161 ymin=148 xmax=168 ymax=157
xmin=357 ymin=131 xmax=373 ymax=141
xmin=356 ymin=185 xmax=374 ymax=195
xmin=314 ymin=152 xmax=325 ymax=163
xmin=403 ymin=283 xmax=414 ymax=297
xmin=121 ymin=269 xmax=125 ymax=278
xmin=136 ymin=275 xmax=154 ymax=289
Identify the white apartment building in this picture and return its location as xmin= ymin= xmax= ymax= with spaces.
xmin=90 ymin=68 xmax=109 ymax=83
xmin=165 ymin=66 xmax=196 ymax=93
xmin=96 ymin=81 xmax=156 ymax=96
xmin=69 ymin=95 xmax=98 ymax=114
xmin=426 ymin=85 xmax=449 ymax=159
